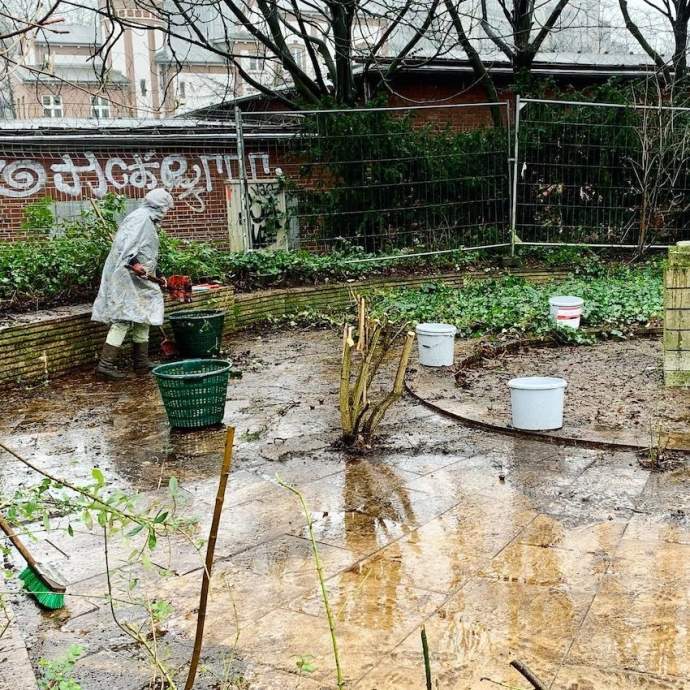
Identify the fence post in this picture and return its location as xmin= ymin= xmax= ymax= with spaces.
xmin=234 ymin=106 xmax=252 ymax=251
xmin=510 ymin=95 xmax=521 ymax=257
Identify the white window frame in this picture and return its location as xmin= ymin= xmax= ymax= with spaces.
xmin=247 ymin=51 xmax=265 ymax=72
xmin=42 ymin=94 xmax=63 ymax=118
xmin=91 ymin=95 xmax=110 ymax=119
xmin=290 ymin=46 xmax=304 ymax=69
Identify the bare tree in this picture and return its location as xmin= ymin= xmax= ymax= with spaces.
xmin=444 ymin=0 xmax=502 ymax=125
xmin=479 ymin=0 xmax=572 ymax=75
xmin=84 ymin=0 xmax=443 ymax=108
xmin=619 ymin=0 xmax=690 ymax=82
xmin=0 ymin=0 xmax=67 ymax=117
xmin=0 ymin=0 xmax=62 ymax=42
xmin=627 ymin=76 xmax=690 ymax=253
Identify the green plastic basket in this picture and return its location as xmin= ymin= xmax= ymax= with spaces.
xmin=169 ymin=309 xmax=226 ymax=358
xmin=153 ymin=359 xmax=231 ymax=429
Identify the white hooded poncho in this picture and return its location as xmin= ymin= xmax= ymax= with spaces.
xmin=92 ymin=189 xmax=174 ymax=326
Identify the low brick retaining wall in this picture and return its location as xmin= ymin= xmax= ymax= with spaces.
xmin=0 ymin=268 xmax=566 ymax=388
xmin=0 ymin=288 xmax=235 ymax=388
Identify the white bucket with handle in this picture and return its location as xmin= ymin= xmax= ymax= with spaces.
xmin=415 ymin=323 xmax=457 ymax=367
xmin=508 ymin=376 xmax=567 ymax=430
xmin=549 ymin=296 xmax=584 ymax=329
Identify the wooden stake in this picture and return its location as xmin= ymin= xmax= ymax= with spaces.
xmin=184 ymin=426 xmax=235 ymax=690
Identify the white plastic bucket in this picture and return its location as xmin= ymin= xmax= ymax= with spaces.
xmin=415 ymin=322 xmax=457 ymax=367
xmin=549 ymin=295 xmax=584 ymax=329
xmin=508 ymin=376 xmax=567 ymax=431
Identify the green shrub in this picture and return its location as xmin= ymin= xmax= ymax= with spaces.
xmin=0 ymin=190 xmax=662 ymax=318
xmin=21 ymin=196 xmax=55 ymax=236
xmin=369 ymin=261 xmax=663 ymax=338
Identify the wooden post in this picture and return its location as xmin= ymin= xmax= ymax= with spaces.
xmin=664 ymin=241 xmax=690 ymax=387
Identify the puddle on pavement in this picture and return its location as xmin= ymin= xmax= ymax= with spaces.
xmin=1 ymin=329 xmax=690 ymax=689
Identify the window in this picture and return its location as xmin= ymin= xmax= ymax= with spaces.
xmin=91 ymin=96 xmax=110 ymax=119
xmin=179 ymin=81 xmax=186 ymax=99
xmin=290 ymin=47 xmax=304 ymax=69
xmin=248 ymin=52 xmax=265 ymax=72
xmin=140 ymin=79 xmax=147 ymax=96
xmin=41 ymin=94 xmax=62 ymax=118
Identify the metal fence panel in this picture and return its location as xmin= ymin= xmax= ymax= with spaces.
xmin=514 ymin=97 xmax=690 ymax=249
xmin=239 ymin=103 xmax=513 ymax=257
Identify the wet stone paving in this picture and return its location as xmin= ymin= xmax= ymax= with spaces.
xmin=1 ymin=329 xmax=689 ymax=689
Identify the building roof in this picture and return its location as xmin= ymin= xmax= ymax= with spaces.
xmin=366 ymin=51 xmax=661 ymax=78
xmin=18 ymin=65 xmax=129 ymax=85
xmin=155 ymin=41 xmax=230 ymax=66
xmin=33 ymin=23 xmax=101 ymax=47
xmin=0 ymin=116 xmax=290 ymax=143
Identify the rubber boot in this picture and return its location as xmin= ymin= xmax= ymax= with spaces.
xmin=96 ymin=343 xmax=127 ymax=380
xmin=132 ymin=342 xmax=155 ymax=375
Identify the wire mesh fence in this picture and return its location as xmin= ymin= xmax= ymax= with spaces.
xmin=513 ymin=97 xmax=690 ymax=249
xmin=0 ymin=102 xmax=513 ymax=257
xmin=11 ymin=96 xmax=690 ymax=257
xmin=239 ymin=103 xmax=513 ymax=255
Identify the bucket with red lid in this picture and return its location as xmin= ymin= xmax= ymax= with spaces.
xmin=549 ymin=295 xmax=584 ymax=329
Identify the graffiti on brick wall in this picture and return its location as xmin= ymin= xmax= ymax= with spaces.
xmin=0 ymin=150 xmax=272 ymax=213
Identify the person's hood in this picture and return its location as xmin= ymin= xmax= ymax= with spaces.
xmin=143 ymin=189 xmax=174 ymax=221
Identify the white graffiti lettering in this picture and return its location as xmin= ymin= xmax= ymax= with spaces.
xmin=0 ymin=151 xmax=271 ymax=213
xmin=104 ymin=158 xmax=129 ymax=189
xmin=51 ymin=152 xmax=107 ymax=198
xmin=127 ymin=151 xmax=159 ymax=190
xmin=248 ymin=152 xmax=270 ymax=179
xmin=0 ymin=160 xmax=47 ymax=198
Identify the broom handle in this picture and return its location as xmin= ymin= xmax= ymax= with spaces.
xmin=0 ymin=512 xmax=42 ymax=571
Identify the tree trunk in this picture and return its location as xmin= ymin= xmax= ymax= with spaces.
xmin=331 ymin=0 xmax=356 ymax=105
xmin=673 ymin=23 xmax=688 ymax=82
xmin=445 ymin=0 xmax=503 ymax=127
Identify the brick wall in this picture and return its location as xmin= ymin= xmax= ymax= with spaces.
xmin=0 ymin=141 xmax=280 ymax=245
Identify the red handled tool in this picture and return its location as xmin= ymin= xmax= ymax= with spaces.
xmin=125 ymin=265 xmax=192 ymax=304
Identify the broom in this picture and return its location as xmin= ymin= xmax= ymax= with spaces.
xmin=0 ymin=512 xmax=66 ymax=610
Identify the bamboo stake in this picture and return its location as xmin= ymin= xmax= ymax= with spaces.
xmin=184 ymin=426 xmax=236 ymax=690
xmin=421 ymin=626 xmax=432 ymax=690
xmin=509 ymin=660 xmax=547 ymax=690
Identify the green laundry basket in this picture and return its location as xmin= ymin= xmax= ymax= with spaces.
xmin=169 ymin=309 xmax=226 ymax=358
xmin=153 ymin=359 xmax=232 ymax=429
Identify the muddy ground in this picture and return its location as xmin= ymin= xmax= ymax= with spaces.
xmin=460 ymin=338 xmax=690 ymax=435
xmin=1 ymin=327 xmax=690 ymax=690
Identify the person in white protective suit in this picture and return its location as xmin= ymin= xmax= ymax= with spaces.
xmin=92 ymin=189 xmax=174 ymax=379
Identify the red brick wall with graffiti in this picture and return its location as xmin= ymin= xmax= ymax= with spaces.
xmin=0 ymin=143 xmax=277 ymax=246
